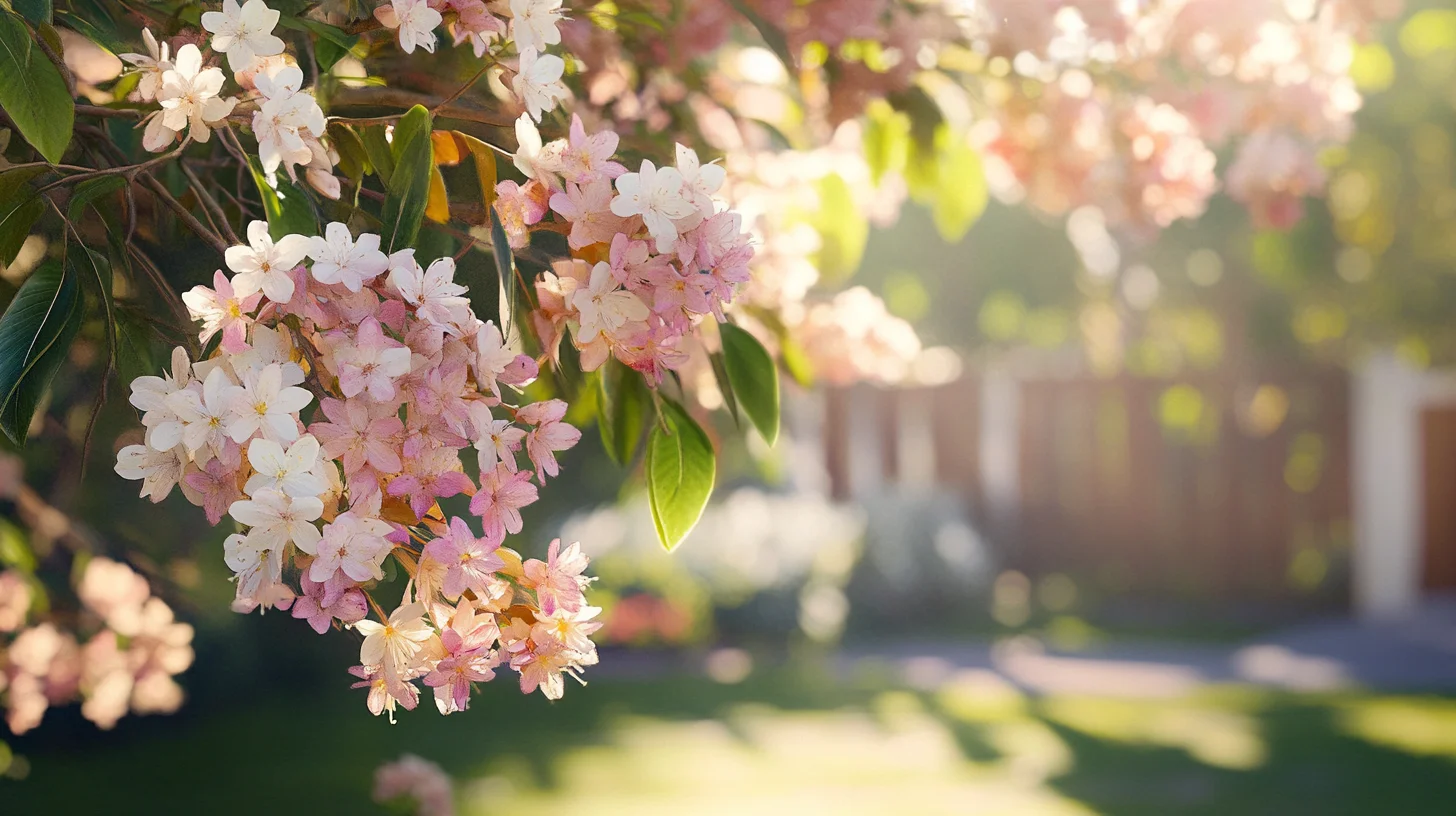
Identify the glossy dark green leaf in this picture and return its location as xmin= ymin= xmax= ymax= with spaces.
xmin=327 ymin=122 xmax=369 ymax=182
xmin=719 ymin=322 xmax=779 ymax=446
xmin=0 ymin=261 xmax=83 ymax=444
xmin=67 ymin=244 xmax=113 ymax=366
xmin=0 ymin=166 xmax=45 ymax=266
xmin=12 ymin=0 xmax=52 ymax=25
xmin=0 ymin=11 xmax=74 ymax=163
xmin=597 ymin=358 xmax=649 ymax=465
xmin=646 ymin=397 xmax=716 ymax=551
xmin=66 ymin=175 xmax=125 ymax=222
xmin=707 ymin=350 xmax=738 ymax=429
xmin=360 ymin=125 xmax=395 ymax=186
xmin=488 ymin=205 xmax=517 ymax=338
xmin=53 ymin=9 xmax=122 ymax=53
xmin=247 ymin=157 xmax=318 ymax=239
xmin=277 ymin=16 xmax=359 ymax=50
xmin=381 ymin=105 xmax=433 ymax=253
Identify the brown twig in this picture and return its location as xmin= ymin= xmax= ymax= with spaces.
xmin=139 ymin=172 xmax=229 ymax=255
xmin=75 ymin=104 xmax=147 ymax=120
xmin=126 ymin=245 xmax=197 ymax=354
xmin=35 ymin=142 xmax=188 ymax=194
xmin=433 ymin=61 xmax=496 ymax=114
xmin=329 ymin=87 xmax=514 ymax=127
xmin=180 ymin=162 xmax=241 ymax=245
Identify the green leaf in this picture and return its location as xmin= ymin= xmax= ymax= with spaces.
xmin=863 ymin=100 xmax=910 ymax=184
xmin=597 ymin=358 xmax=649 ymax=465
xmin=53 ymin=10 xmax=122 ymax=53
xmin=0 ymin=11 xmax=74 ymax=163
xmin=707 ymin=350 xmax=738 ymax=428
xmin=277 ymin=16 xmax=359 ymax=50
xmin=646 ymin=397 xmax=716 ymax=551
xmin=66 ymin=176 xmax=124 ymax=371
xmin=114 ymin=308 xmax=156 ymax=385
xmin=247 ymin=157 xmax=318 ymax=239
xmin=381 ymin=105 xmax=433 ymax=253
xmin=361 ymin=125 xmax=395 ymax=186
xmin=0 ymin=166 xmax=45 ymax=266
xmin=930 ymin=131 xmax=987 ymax=242
xmin=719 ymin=322 xmax=780 ymax=446
xmin=724 ymin=0 xmax=794 ymax=70
xmin=327 ymin=122 xmax=369 ymax=183
xmin=811 ymin=172 xmax=868 ymax=281
xmin=67 ymin=244 xmax=113 ymax=367
xmin=488 ymin=205 xmax=516 ymax=339
xmin=278 ymin=17 xmax=359 ymax=72
xmin=66 ymin=174 xmax=125 ymax=222
xmin=0 ymin=260 xmax=83 ymax=445
xmin=12 ymin=0 xmax=51 ymax=25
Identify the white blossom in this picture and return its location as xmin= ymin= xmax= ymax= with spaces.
xmin=226 ymin=220 xmax=311 ymax=302
xmin=308 ymin=222 xmax=390 ymax=292
xmin=201 ymin=0 xmax=286 ymax=73
xmin=511 ymin=47 xmax=568 ymax=123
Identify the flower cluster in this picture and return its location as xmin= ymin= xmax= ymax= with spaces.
xmin=115 ymin=218 xmax=601 ymax=718
xmin=500 ymin=115 xmax=754 ymax=382
xmin=374 ymin=0 xmax=568 ymax=120
xmin=373 ymin=754 xmax=455 ymax=816
xmin=968 ymin=0 xmax=1395 ymax=234
xmin=0 ymin=559 xmax=193 ymax=734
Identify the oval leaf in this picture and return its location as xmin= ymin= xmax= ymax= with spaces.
xmin=0 ymin=11 xmax=74 ymax=164
xmin=0 ymin=166 xmax=45 ymax=266
xmin=646 ymin=398 xmax=715 ymax=551
xmin=597 ymin=358 xmax=649 ymax=465
xmin=247 ymin=158 xmax=318 ymax=239
xmin=381 ymin=105 xmax=434 ymax=253
xmin=719 ymin=322 xmax=779 ymax=446
xmin=0 ymin=260 xmax=83 ymax=444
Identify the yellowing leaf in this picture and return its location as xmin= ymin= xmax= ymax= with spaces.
xmin=431 ymin=130 xmax=462 ymax=166
xmin=426 ymin=165 xmax=450 ymax=223
xmin=453 ymin=131 xmax=498 ymax=220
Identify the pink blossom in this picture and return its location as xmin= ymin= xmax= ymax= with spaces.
xmin=309 ymin=397 xmax=404 ymax=475
xmin=469 ymin=464 xmax=538 ymax=543
xmin=422 ymin=599 xmax=499 ymax=714
xmin=516 ymin=399 xmax=581 ymax=481
xmin=291 ymin=572 xmax=367 ymax=634
xmin=422 ymin=516 xmax=504 ymax=599
xmin=386 ymin=447 xmax=474 ymax=520
xmin=550 ymin=177 xmax=634 ymax=249
xmin=521 ymin=538 xmax=590 ymax=615
xmin=181 ymin=457 xmax=243 ymax=525
xmin=349 ymin=663 xmax=420 ymax=722
xmin=467 ymin=402 xmax=525 ymax=474
xmin=312 ymin=511 xmax=394 ymax=583
xmin=493 ymin=180 xmax=549 ymax=249
xmin=558 ymin=113 xmax=627 ymax=183
xmin=335 ymin=317 xmax=413 ymax=403
xmin=182 ymin=270 xmax=261 ymax=354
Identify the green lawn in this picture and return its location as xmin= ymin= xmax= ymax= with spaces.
xmin=5 ymin=658 xmax=1456 ymax=815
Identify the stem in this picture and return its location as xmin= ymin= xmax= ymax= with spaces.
xmin=127 ymin=244 xmax=197 ymax=353
xmin=433 ymin=61 xmax=496 ymax=115
xmin=36 ymin=142 xmax=188 ymax=194
xmin=329 ymin=87 xmax=514 ymax=127
xmin=75 ymin=104 xmax=146 ymax=120
xmin=180 ymin=162 xmax=241 ymax=245
xmin=139 ymin=172 xmax=229 ymax=255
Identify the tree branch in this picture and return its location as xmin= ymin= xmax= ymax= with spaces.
xmin=139 ymin=173 xmax=229 ymax=256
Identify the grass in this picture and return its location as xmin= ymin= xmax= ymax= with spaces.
xmin=4 ymin=656 xmax=1456 ymax=815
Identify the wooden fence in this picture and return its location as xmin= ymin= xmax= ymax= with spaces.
xmin=822 ymin=368 xmax=1352 ymax=602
